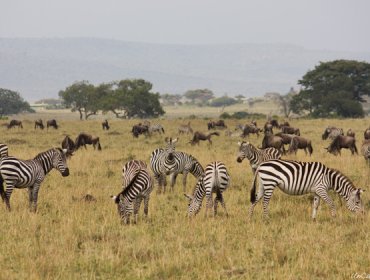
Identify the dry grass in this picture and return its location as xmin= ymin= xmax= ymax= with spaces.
xmin=0 ymin=114 xmax=369 ymax=280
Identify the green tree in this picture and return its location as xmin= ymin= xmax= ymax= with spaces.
xmin=160 ymin=93 xmax=182 ymax=106
xmin=58 ymin=81 xmax=96 ymax=120
xmin=184 ymin=89 xmax=214 ymax=104
xmin=210 ymin=96 xmax=237 ymax=107
xmin=292 ymin=60 xmax=370 ymax=118
xmin=235 ymin=94 xmax=245 ymax=103
xmin=0 ymin=88 xmax=33 ymax=116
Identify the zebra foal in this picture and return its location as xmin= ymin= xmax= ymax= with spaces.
xmin=236 ymin=141 xmax=281 ymax=173
xmin=111 ymin=160 xmax=153 ymax=224
xmin=0 ymin=148 xmax=70 ymax=212
xmin=184 ymin=161 xmax=230 ymax=217
xmin=249 ymin=159 xmax=365 ymax=220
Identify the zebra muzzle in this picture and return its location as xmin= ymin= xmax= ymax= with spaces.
xmin=61 ymin=168 xmax=70 ymax=177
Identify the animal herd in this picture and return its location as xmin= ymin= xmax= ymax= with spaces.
xmin=0 ymin=118 xmax=369 ymax=225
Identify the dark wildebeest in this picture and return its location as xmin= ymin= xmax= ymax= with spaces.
xmin=7 ymin=120 xmax=23 ymax=129
xmin=190 ymin=131 xmax=220 ymax=145
xmin=325 ymin=135 xmax=358 ymax=155
xmin=102 ymin=120 xmax=110 ymax=130
xmin=75 ymin=133 xmax=102 ymax=151
xmin=61 ymin=135 xmax=76 ymax=154
xmin=322 ymin=126 xmax=344 ymax=140
xmin=281 ymin=125 xmax=300 ymax=136
xmin=275 ymin=132 xmax=295 ymax=146
xmin=264 ymin=119 xmax=279 ymax=134
xmin=178 ymin=122 xmax=193 ymax=135
xmin=131 ymin=123 xmax=149 ymax=138
xmin=364 ymin=128 xmax=370 ymax=140
xmin=47 ymin=119 xmax=58 ymax=130
xmin=279 ymin=121 xmax=290 ymax=128
xmin=288 ymin=136 xmax=313 ymax=156
xmin=261 ymin=133 xmax=285 ymax=154
xmin=208 ymin=120 xmax=227 ymax=130
xmin=34 ymin=119 xmax=44 ymax=130
xmin=242 ymin=124 xmax=262 ymax=138
xmin=346 ymin=129 xmax=355 ymax=138
xmin=360 ymin=139 xmax=370 ymax=163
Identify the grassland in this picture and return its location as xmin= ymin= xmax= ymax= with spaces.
xmin=0 ymin=111 xmax=369 ymax=279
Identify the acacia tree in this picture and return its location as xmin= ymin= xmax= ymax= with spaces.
xmin=184 ymin=89 xmax=214 ymax=104
xmin=0 ymin=88 xmax=33 ymax=116
xmin=291 ymin=60 xmax=370 ymax=118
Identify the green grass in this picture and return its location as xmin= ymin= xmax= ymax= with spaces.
xmin=0 ymin=115 xmax=369 ymax=279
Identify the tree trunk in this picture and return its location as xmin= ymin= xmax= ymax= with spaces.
xmin=78 ymin=108 xmax=83 ymax=120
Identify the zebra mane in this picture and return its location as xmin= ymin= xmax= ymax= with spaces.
xmin=327 ymin=167 xmax=357 ymax=193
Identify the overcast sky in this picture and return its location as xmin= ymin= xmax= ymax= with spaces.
xmin=1 ymin=0 xmax=370 ymax=52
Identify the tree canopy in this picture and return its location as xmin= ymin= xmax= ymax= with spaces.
xmin=0 ymin=88 xmax=34 ymax=116
xmin=184 ymin=89 xmax=214 ymax=104
xmin=290 ymin=60 xmax=370 ymax=118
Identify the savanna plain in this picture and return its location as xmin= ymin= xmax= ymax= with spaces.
xmin=0 ymin=110 xmax=369 ymax=280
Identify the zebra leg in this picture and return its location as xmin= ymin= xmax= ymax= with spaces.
xmin=262 ymin=189 xmax=274 ymax=219
xmin=312 ymin=195 xmax=321 ymax=220
xmin=133 ymin=197 xmax=143 ymax=224
xmin=248 ymin=178 xmax=265 ymax=219
xmin=182 ymin=172 xmax=188 ymax=193
xmin=316 ymin=189 xmax=336 ymax=217
xmin=4 ymin=184 xmax=15 ymax=211
xmin=30 ymin=185 xmax=41 ymax=213
xmin=205 ymin=194 xmax=213 ymax=218
xmin=143 ymin=196 xmax=150 ymax=221
xmin=219 ymin=194 xmax=228 ymax=217
xmin=214 ymin=197 xmax=218 ymax=216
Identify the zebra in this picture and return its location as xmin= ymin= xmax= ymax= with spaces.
xmin=111 ymin=160 xmax=153 ymax=224
xmin=178 ymin=122 xmax=193 ymax=135
xmin=248 ymin=159 xmax=365 ymax=220
xmin=0 ymin=148 xmax=70 ymax=212
xmin=0 ymin=143 xmax=8 ymax=158
xmin=148 ymin=123 xmax=165 ymax=135
xmin=322 ymin=126 xmax=344 ymax=140
xmin=184 ymin=161 xmax=230 ymax=217
xmin=236 ymin=141 xmax=281 ymax=173
xmin=361 ymin=139 xmax=370 ymax=164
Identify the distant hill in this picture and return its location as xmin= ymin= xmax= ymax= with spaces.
xmin=1 ymin=37 xmax=370 ymax=102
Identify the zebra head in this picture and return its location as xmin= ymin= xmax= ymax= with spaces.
xmin=346 ymin=189 xmax=365 ymax=214
xmin=237 ymin=141 xmax=252 ymax=163
xmin=52 ymin=148 xmax=70 ymax=177
xmin=184 ymin=193 xmax=202 ymax=217
xmin=164 ymin=137 xmax=178 ymax=161
xmin=111 ymin=194 xmax=130 ymax=224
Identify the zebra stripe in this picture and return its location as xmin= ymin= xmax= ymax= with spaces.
xmin=237 ymin=141 xmax=281 ymax=173
xmin=148 ymin=123 xmax=165 ymax=134
xmin=112 ymin=160 xmax=153 ymax=224
xmin=0 ymin=143 xmax=8 ymax=158
xmin=249 ymin=159 xmax=365 ymax=219
xmin=322 ymin=127 xmax=344 ymax=140
xmin=185 ymin=161 xmax=230 ymax=217
xmin=361 ymin=140 xmax=370 ymax=163
xmin=0 ymin=148 xmax=69 ymax=212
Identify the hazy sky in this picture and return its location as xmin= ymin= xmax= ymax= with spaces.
xmin=1 ymin=0 xmax=370 ymax=52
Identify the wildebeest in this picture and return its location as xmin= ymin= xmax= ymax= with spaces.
xmin=364 ymin=127 xmax=370 ymax=140
xmin=131 ymin=123 xmax=149 ymax=138
xmin=263 ymin=119 xmax=279 ymax=134
xmin=279 ymin=121 xmax=290 ymax=128
xmin=346 ymin=128 xmax=355 ymax=138
xmin=102 ymin=120 xmax=110 ymax=130
xmin=47 ymin=119 xmax=58 ymax=130
xmin=75 ymin=133 xmax=102 ymax=151
xmin=360 ymin=139 xmax=370 ymax=163
xmin=178 ymin=122 xmax=193 ymax=135
xmin=288 ymin=136 xmax=313 ymax=156
xmin=241 ymin=124 xmax=262 ymax=138
xmin=322 ymin=126 xmax=344 ymax=140
xmin=261 ymin=133 xmax=285 ymax=154
xmin=208 ymin=120 xmax=227 ymax=130
xmin=190 ymin=131 xmax=220 ymax=145
xmin=61 ymin=135 xmax=76 ymax=154
xmin=34 ymin=119 xmax=44 ymax=130
xmin=281 ymin=125 xmax=300 ymax=136
xmin=7 ymin=120 xmax=23 ymax=129
xmin=325 ymin=135 xmax=358 ymax=155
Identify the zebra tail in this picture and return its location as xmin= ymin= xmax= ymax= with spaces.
xmin=250 ymin=172 xmax=258 ymax=203
xmin=214 ymin=167 xmax=221 ymax=199
xmin=0 ymin=172 xmax=4 ymax=202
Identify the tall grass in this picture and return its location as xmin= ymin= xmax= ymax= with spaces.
xmin=0 ymin=116 xmax=369 ymax=279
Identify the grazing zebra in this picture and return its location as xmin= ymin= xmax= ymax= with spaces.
xmin=361 ymin=139 xmax=370 ymax=164
xmin=249 ymin=159 xmax=365 ymax=220
xmin=111 ymin=160 xmax=153 ymax=224
xmin=148 ymin=123 xmax=165 ymax=135
xmin=178 ymin=122 xmax=193 ymax=135
xmin=236 ymin=141 xmax=281 ymax=173
xmin=0 ymin=143 xmax=8 ymax=158
xmin=0 ymin=148 xmax=70 ymax=212
xmin=184 ymin=161 xmax=230 ymax=217
xmin=322 ymin=126 xmax=344 ymax=140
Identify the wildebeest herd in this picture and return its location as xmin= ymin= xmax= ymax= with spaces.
xmin=0 ymin=118 xmax=369 ymax=225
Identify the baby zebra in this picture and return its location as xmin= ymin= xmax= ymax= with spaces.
xmin=111 ymin=160 xmax=153 ymax=224
xmin=249 ymin=159 xmax=365 ymax=220
xmin=236 ymin=141 xmax=281 ymax=173
xmin=0 ymin=148 xmax=70 ymax=212
xmin=0 ymin=143 xmax=8 ymax=158
xmin=184 ymin=161 xmax=230 ymax=217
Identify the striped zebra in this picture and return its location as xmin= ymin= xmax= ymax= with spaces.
xmin=236 ymin=141 xmax=281 ymax=173
xmin=148 ymin=123 xmax=165 ymax=135
xmin=322 ymin=126 xmax=344 ymax=140
xmin=0 ymin=148 xmax=70 ymax=212
xmin=111 ymin=160 xmax=153 ymax=224
xmin=361 ymin=139 xmax=370 ymax=164
xmin=249 ymin=159 xmax=365 ymax=220
xmin=0 ymin=143 xmax=8 ymax=158
xmin=184 ymin=161 xmax=230 ymax=217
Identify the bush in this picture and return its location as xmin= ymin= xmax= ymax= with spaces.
xmin=219 ymin=111 xmax=265 ymax=120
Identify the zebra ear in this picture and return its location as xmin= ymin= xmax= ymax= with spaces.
xmin=164 ymin=137 xmax=169 ymax=142
xmin=237 ymin=141 xmax=242 ymax=146
xmin=110 ymin=195 xmax=117 ymax=201
xmin=62 ymin=148 xmax=68 ymax=154
xmin=172 ymin=138 xmax=178 ymax=143
xmin=357 ymin=189 xmax=365 ymax=194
